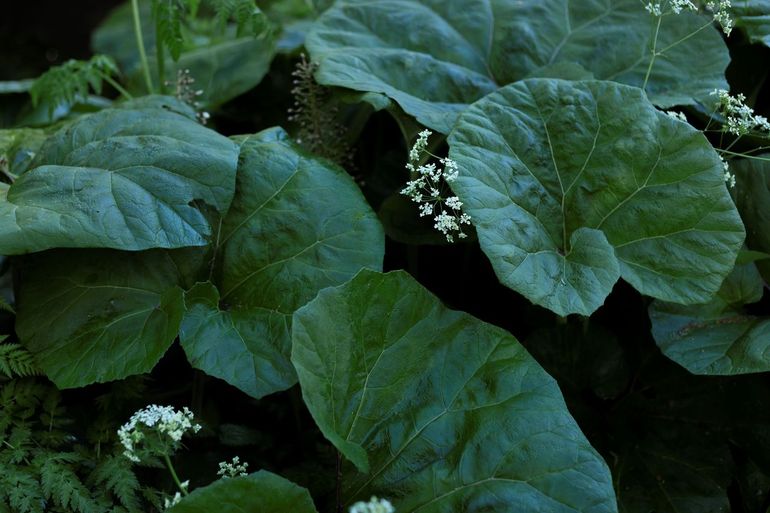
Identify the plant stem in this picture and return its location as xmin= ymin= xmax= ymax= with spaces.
xmin=100 ymin=73 xmax=133 ymax=100
xmin=163 ymin=453 xmax=188 ymax=495
xmin=131 ymin=0 xmax=155 ymax=94
xmin=156 ymin=18 xmax=167 ymax=94
xmin=642 ymin=15 xmax=663 ymax=91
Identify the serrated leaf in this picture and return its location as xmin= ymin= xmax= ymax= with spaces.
xmin=447 ymin=79 xmax=744 ymax=316
xmin=179 ymin=127 xmax=384 ymax=398
xmin=649 ymin=261 xmax=770 ymax=374
xmin=306 ymin=0 xmax=729 ymax=132
xmin=292 ymin=269 xmax=617 ymax=513
xmin=168 ymin=471 xmax=318 ymax=513
xmin=0 ymin=102 xmax=238 ymax=254
xmin=15 ymin=249 xmax=189 ymax=388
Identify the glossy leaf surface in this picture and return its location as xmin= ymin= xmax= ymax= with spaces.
xmin=448 ymin=79 xmax=744 ymax=315
xmin=0 ymin=102 xmax=238 ymax=254
xmin=292 ymin=269 xmax=617 ymax=513
xmin=179 ymin=128 xmax=384 ymax=398
xmin=306 ymin=0 xmax=729 ymax=132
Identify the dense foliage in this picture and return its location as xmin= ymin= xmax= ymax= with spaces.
xmin=1 ymin=0 xmax=770 ymax=512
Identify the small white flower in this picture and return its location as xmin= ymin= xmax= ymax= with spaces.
xmin=720 ymin=155 xmax=736 ymax=188
xmin=118 ymin=405 xmax=201 ymax=463
xmin=711 ymin=89 xmax=769 ymax=136
xmin=665 ymin=110 xmax=688 ymax=123
xmin=217 ymin=456 xmax=249 ymax=479
xmin=400 ymin=130 xmax=473 ymax=243
xmin=349 ymin=496 xmax=396 ymax=513
xmin=644 ymin=1 xmax=662 ymax=15
xmin=164 ymin=492 xmax=182 ymax=509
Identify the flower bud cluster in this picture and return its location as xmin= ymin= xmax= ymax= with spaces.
xmin=118 ymin=405 xmax=201 ymax=463
xmin=349 ymin=496 xmax=395 ymax=513
xmin=400 ymin=130 xmax=472 ymax=243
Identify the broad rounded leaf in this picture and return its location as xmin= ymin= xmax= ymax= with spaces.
xmin=15 ymin=249 xmax=189 ymax=388
xmin=448 ymin=79 xmax=744 ymax=316
xmin=306 ymin=0 xmax=729 ymax=132
xmin=179 ymin=127 xmax=384 ymax=398
xmin=292 ymin=269 xmax=617 ymax=513
xmin=650 ymin=261 xmax=770 ymax=374
xmin=168 ymin=471 xmax=318 ymax=513
xmin=0 ymin=128 xmax=48 ymax=175
xmin=0 ymin=102 xmax=239 ymax=254
xmin=733 ymin=1 xmax=770 ymax=46
xmin=179 ymin=282 xmax=295 ymax=399
xmin=220 ymin=128 xmax=384 ymax=312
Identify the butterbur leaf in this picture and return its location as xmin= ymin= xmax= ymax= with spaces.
xmin=220 ymin=128 xmax=384 ymax=313
xmin=732 ymin=1 xmax=770 ymax=47
xmin=178 ymin=127 xmax=384 ymax=399
xmin=168 ymin=471 xmax=318 ymax=512
xmin=0 ymin=101 xmax=239 ymax=254
xmin=732 ymin=155 xmax=770 ymax=281
xmin=292 ymin=269 xmax=617 ymax=513
xmin=448 ymin=79 xmax=744 ymax=316
xmin=179 ymin=282 xmax=295 ymax=399
xmin=649 ymin=261 xmax=770 ymax=374
xmin=15 ymin=249 xmax=188 ymax=388
xmin=306 ymin=0 xmax=728 ymax=133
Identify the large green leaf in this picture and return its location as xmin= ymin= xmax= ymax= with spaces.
xmin=15 ymin=249 xmax=193 ymax=388
xmin=447 ymin=79 xmax=744 ymax=316
xmin=306 ymin=0 xmax=729 ymax=132
xmin=179 ymin=127 xmax=384 ymax=398
xmin=292 ymin=269 xmax=617 ymax=513
xmin=733 ymin=155 xmax=770 ymax=280
xmin=179 ymin=282 xmax=295 ymax=399
xmin=0 ymin=102 xmax=238 ymax=254
xmin=733 ymin=1 xmax=770 ymax=46
xmin=649 ymin=260 xmax=770 ymax=374
xmin=168 ymin=471 xmax=318 ymax=513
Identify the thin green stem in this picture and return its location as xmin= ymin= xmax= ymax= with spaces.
xmin=163 ymin=453 xmax=188 ymax=496
xmin=642 ymin=16 xmax=663 ymax=91
xmin=717 ymin=149 xmax=770 ymax=162
xmin=131 ymin=0 xmax=155 ymax=94
xmin=100 ymin=73 xmax=133 ymax=100
xmin=656 ymin=20 xmax=712 ymax=54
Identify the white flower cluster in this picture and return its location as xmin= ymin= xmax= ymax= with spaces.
xmin=720 ymin=155 xmax=736 ymax=188
xmin=643 ymin=0 xmax=733 ymax=36
xmin=217 ymin=456 xmax=249 ymax=478
xmin=665 ymin=110 xmax=688 ymax=123
xmin=644 ymin=2 xmax=662 ymax=15
xmin=164 ymin=492 xmax=182 ymax=509
xmin=706 ymin=0 xmax=733 ymax=36
xmin=118 ymin=405 xmax=201 ymax=463
xmin=400 ymin=130 xmax=472 ymax=243
xmin=711 ymin=89 xmax=770 ymax=136
xmin=349 ymin=497 xmax=395 ymax=513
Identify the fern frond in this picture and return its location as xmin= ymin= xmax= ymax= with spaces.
xmin=154 ymin=0 xmax=186 ymax=61
xmin=0 ymin=343 xmax=41 ymax=378
xmin=210 ymin=0 xmax=268 ymax=37
xmin=29 ymin=55 xmax=119 ymax=113
xmin=38 ymin=454 xmax=99 ymax=513
xmin=4 ymin=471 xmax=44 ymax=513
xmin=88 ymin=455 xmax=142 ymax=513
